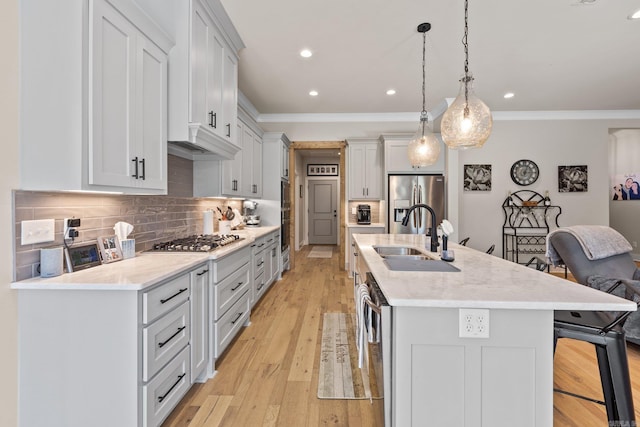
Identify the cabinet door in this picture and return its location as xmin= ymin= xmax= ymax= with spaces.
xmin=221 ymin=123 xmax=243 ymax=195
xmin=89 ymin=0 xmax=137 ymax=188
xmin=137 ymin=35 xmax=167 ymax=190
xmin=190 ymin=264 xmax=209 ymax=383
xmin=190 ymin=2 xmax=209 ymax=126
xmin=364 ymin=143 xmax=382 ymax=199
xmin=241 ymin=126 xmax=254 ymax=196
xmin=349 ymin=144 xmax=366 ymax=199
xmin=207 ymin=30 xmax=225 ymax=136
xmin=222 ymin=51 xmax=238 ymax=144
xmin=252 ymin=133 xmax=263 ymax=197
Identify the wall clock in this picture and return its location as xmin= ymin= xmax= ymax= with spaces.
xmin=510 ymin=159 xmax=539 ymax=186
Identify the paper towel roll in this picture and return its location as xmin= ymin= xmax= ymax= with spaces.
xmin=203 ymin=210 xmax=214 ymax=235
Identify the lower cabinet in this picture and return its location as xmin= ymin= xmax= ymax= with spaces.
xmin=16 ymin=261 xmax=209 ymax=427
xmin=210 ymin=245 xmax=251 ymax=360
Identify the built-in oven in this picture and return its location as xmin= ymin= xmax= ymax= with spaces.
xmin=364 ymin=272 xmax=391 ymax=426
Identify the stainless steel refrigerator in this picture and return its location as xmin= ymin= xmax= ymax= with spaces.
xmin=388 ymin=174 xmax=445 ymax=235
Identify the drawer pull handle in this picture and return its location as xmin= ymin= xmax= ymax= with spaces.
xmin=231 ymin=282 xmax=243 ymax=291
xmin=157 ymin=373 xmax=186 ymax=403
xmin=160 ymin=288 xmax=188 ymax=304
xmin=231 ymin=312 xmax=244 ymax=324
xmin=257 ymin=282 xmax=264 ymax=291
xmin=158 ymin=326 xmax=186 ymax=348
xmin=258 ymin=243 xmax=265 ymax=248
xmin=197 ymin=269 xmax=209 ymax=276
xmin=257 ymin=261 xmax=264 ymax=267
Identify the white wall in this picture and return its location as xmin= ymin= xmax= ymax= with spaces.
xmin=458 ymin=119 xmax=640 ymax=255
xmin=1 ymin=0 xmax=19 ymax=425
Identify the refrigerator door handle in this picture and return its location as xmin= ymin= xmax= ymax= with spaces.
xmin=412 ymin=184 xmax=418 ymax=228
xmin=418 ymin=185 xmax=423 ymax=229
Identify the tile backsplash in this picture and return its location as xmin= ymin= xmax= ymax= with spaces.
xmin=13 ymin=190 xmax=243 ymax=281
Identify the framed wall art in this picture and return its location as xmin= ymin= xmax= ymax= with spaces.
xmin=463 ymin=164 xmax=492 ymax=191
xmin=98 ymin=235 xmax=123 ymax=263
xmin=558 ymin=165 xmax=588 ymax=193
xmin=307 ymin=164 xmax=339 ymax=176
xmin=611 ymin=172 xmax=640 ymax=200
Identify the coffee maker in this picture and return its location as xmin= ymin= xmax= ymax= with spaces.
xmin=243 ymin=200 xmax=260 ymax=226
xmin=356 ymin=204 xmax=371 ymax=224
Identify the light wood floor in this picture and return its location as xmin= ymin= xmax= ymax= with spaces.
xmin=163 ymin=246 xmax=640 ymax=426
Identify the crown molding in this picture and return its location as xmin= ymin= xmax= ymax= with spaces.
xmin=257 ymin=109 xmax=640 ymax=124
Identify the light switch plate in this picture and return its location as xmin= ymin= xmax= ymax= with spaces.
xmin=21 ymin=219 xmax=55 ymax=245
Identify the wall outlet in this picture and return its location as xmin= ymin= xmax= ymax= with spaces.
xmin=21 ymin=219 xmax=55 ymax=245
xmin=459 ymin=308 xmax=490 ymax=338
xmin=64 ymin=218 xmax=81 ymax=239
xmin=351 ymin=207 xmax=357 ymax=215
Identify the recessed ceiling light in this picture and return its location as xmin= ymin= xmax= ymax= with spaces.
xmin=629 ymin=8 xmax=640 ymax=19
xmin=386 ymin=89 xmax=396 ymax=96
xmin=300 ymin=49 xmax=313 ymax=58
xmin=504 ymin=92 xmax=515 ymax=99
xmin=309 ymin=90 xmax=318 ymax=97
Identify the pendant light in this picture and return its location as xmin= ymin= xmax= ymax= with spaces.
xmin=407 ymin=23 xmax=441 ymax=168
xmin=441 ymin=0 xmax=493 ymax=149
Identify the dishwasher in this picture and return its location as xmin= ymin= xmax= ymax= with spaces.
xmin=364 ymin=272 xmax=391 ymax=426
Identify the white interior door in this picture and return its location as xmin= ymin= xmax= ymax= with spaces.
xmin=308 ymin=179 xmax=337 ymax=245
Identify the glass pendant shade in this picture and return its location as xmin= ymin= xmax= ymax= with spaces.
xmin=441 ymin=74 xmax=493 ymax=149
xmin=407 ymin=112 xmax=441 ymax=167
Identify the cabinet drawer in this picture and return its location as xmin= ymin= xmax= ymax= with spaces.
xmin=142 ymin=301 xmax=189 ymax=382
xmin=251 ymin=236 xmax=266 ymax=254
xmin=254 ymin=270 xmax=266 ymax=301
xmin=142 ymin=345 xmax=191 ymax=427
xmin=254 ymin=250 xmax=265 ymax=275
xmin=143 ymin=274 xmax=190 ymax=324
xmin=214 ymin=292 xmax=250 ymax=358
xmin=212 ymin=245 xmax=251 ymax=283
xmin=213 ymin=262 xmax=250 ymax=320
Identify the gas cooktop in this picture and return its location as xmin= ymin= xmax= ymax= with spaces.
xmin=150 ymin=234 xmax=242 ymax=252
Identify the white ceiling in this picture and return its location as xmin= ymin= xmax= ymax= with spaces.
xmin=220 ymin=0 xmax=640 ymax=117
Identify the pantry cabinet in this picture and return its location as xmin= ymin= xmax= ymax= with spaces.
xmin=167 ymin=0 xmax=243 ymax=159
xmin=20 ymin=0 xmax=174 ymax=194
xmin=348 ymin=138 xmax=383 ymax=200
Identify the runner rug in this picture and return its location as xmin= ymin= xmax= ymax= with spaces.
xmin=307 ymin=246 xmax=333 ymax=258
xmin=317 ymin=312 xmax=382 ymax=399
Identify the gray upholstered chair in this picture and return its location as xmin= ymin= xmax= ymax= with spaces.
xmin=548 ymin=226 xmax=639 ymax=425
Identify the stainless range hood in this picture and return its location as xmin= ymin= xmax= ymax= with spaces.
xmin=168 ymin=124 xmax=240 ymax=160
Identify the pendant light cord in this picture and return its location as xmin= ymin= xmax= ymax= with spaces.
xmin=421 ymin=30 xmax=427 ymax=116
xmin=462 ymin=0 xmax=470 ymax=114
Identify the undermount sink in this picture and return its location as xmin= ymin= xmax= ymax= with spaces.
xmin=373 ymin=246 xmax=460 ymax=272
xmin=373 ymin=246 xmax=425 ymax=256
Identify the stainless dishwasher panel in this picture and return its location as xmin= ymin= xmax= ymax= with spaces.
xmin=366 ymin=272 xmax=391 ymax=426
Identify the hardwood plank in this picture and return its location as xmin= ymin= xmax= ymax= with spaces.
xmin=164 ymin=245 xmax=640 ymax=426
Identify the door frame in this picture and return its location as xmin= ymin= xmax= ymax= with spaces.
xmin=288 ymin=141 xmax=346 ymax=270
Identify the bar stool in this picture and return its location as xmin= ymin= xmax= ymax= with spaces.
xmin=548 ymin=227 xmax=638 ymax=425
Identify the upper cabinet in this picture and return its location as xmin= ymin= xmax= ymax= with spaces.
xmin=348 ymin=138 xmax=383 ymax=200
xmin=20 ymin=0 xmax=174 ymax=194
xmin=167 ymin=0 xmax=244 ymax=160
xmin=382 ymin=134 xmax=445 ymax=174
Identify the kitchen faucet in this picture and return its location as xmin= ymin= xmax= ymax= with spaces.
xmin=401 ymin=204 xmax=439 ymax=253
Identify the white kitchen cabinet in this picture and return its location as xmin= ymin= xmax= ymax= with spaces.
xmin=196 ymin=113 xmax=263 ymax=198
xmin=348 ymin=138 xmax=383 ymax=200
xmin=250 ymin=234 xmax=267 ymax=307
xmin=89 ymin=0 xmax=168 ymax=191
xmin=15 ymin=261 xmax=212 ymax=427
xmin=210 ymin=246 xmax=251 ymax=361
xmin=190 ymin=264 xmax=210 ymax=383
xmin=347 ymin=224 xmax=385 ymax=277
xmin=20 ymin=0 xmax=173 ymax=194
xmin=382 ymin=133 xmax=445 ymax=174
xmin=167 ymin=0 xmax=243 ymax=160
xmin=264 ymin=231 xmax=280 ymax=287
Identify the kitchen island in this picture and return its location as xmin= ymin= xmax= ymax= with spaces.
xmin=352 ymin=233 xmax=636 ymax=427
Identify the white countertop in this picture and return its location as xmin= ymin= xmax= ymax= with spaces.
xmin=353 ymin=233 xmax=637 ymax=311
xmin=11 ymin=226 xmax=280 ymax=291
xmin=348 ymin=222 xmax=385 ymax=228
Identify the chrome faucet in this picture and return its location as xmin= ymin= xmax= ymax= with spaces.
xmin=401 ymin=204 xmax=439 ymax=253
